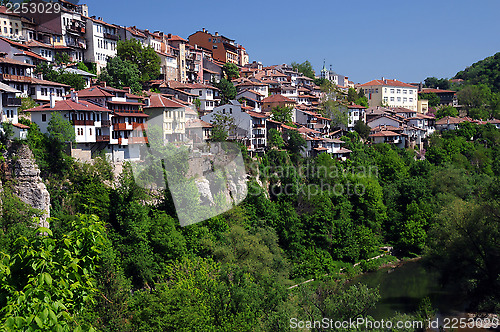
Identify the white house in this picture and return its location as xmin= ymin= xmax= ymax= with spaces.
xmin=359 ymin=78 xmax=418 ymax=111
xmin=84 ymin=17 xmax=119 ymax=73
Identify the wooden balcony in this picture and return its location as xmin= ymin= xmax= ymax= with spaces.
xmin=128 ymin=137 xmax=149 ymax=144
xmin=96 ymin=135 xmax=110 ymax=142
xmin=132 ymin=122 xmax=148 ymax=130
xmin=1 ymin=74 xmax=31 ymax=82
xmin=72 ymin=119 xmax=94 ymax=126
xmin=2 ymin=96 xmax=21 ymax=106
xmin=253 ymin=123 xmax=265 ymax=128
xmin=113 ymin=122 xmax=132 ymax=131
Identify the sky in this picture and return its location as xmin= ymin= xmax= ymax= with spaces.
xmin=82 ymin=0 xmax=500 ymax=84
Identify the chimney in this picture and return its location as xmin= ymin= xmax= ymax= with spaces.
xmin=99 ymin=81 xmax=107 ymax=88
xmin=167 ymin=33 xmax=172 ymax=38
xmin=381 ymin=76 xmax=385 ymax=81
xmin=215 ymin=32 xmax=219 ymax=36
xmin=50 ymin=92 xmax=55 ymax=108
xmin=70 ymin=91 xmax=78 ymax=104
xmin=123 ymin=87 xmax=131 ymax=93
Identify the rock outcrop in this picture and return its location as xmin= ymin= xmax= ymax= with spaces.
xmin=1 ymin=143 xmax=50 ymax=228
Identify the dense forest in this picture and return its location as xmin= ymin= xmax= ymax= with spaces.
xmin=0 ymin=114 xmax=499 ymax=331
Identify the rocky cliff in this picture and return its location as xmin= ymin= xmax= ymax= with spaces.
xmin=1 ymin=142 xmax=50 ymax=228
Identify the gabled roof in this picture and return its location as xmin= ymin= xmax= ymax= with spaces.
xmin=30 ymin=77 xmax=69 ymax=87
xmin=186 ymin=119 xmax=212 ymax=128
xmin=262 ymin=94 xmax=296 ymax=103
xmin=390 ymin=107 xmax=416 ymax=113
xmin=246 ymin=110 xmax=267 ymax=118
xmin=0 ymin=56 xmax=35 ymax=67
xmin=146 ymin=93 xmax=186 ymax=108
xmin=14 ymin=50 xmax=46 ymax=61
xmin=75 ymin=86 xmax=114 ymax=97
xmin=168 ymin=34 xmax=187 ymax=42
xmin=0 ymin=81 xmax=20 ymax=93
xmin=126 ymin=26 xmax=146 ymax=38
xmin=419 ymin=88 xmax=456 ymax=94
xmin=359 ymin=79 xmax=415 ymax=88
xmin=0 ymin=36 xmax=29 ymax=49
xmin=369 ymin=130 xmax=400 ymax=137
xmin=13 ymin=122 xmax=29 ymax=129
xmin=435 ymin=116 xmax=470 ymax=125
xmin=28 ymin=99 xmax=111 ymax=112
xmin=346 ymin=103 xmax=367 ymax=109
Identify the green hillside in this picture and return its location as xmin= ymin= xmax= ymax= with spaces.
xmin=455 ymin=52 xmax=500 ymax=92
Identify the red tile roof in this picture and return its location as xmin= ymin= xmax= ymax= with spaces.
xmin=15 ymin=50 xmax=46 ymax=61
xmin=359 ymin=79 xmax=415 ymax=88
xmin=0 ymin=56 xmax=35 ymax=67
xmin=13 ymin=122 xmax=29 ymax=129
xmin=369 ymin=130 xmax=400 ymax=137
xmin=0 ymin=36 xmax=28 ymax=49
xmin=28 ymin=99 xmax=111 ymax=112
xmin=167 ymin=35 xmax=187 ymax=42
xmin=146 ymin=93 xmax=186 ymax=108
xmin=76 ymin=86 xmax=114 ymax=97
xmin=114 ymin=112 xmax=149 ymax=117
xmin=30 ymin=77 xmax=69 ymax=87
xmin=419 ymin=88 xmax=456 ymax=94
xmin=262 ymin=94 xmax=296 ymax=103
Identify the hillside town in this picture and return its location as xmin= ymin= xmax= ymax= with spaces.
xmin=0 ymin=0 xmax=497 ymax=163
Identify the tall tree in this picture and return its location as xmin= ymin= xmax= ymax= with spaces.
xmin=291 ymin=60 xmax=315 ymax=79
xmin=215 ymin=78 xmax=236 ymax=104
xmin=47 ymin=112 xmax=75 ymax=143
xmin=98 ymin=56 xmax=142 ymax=93
xmin=116 ymin=39 xmax=161 ymax=83
xmin=271 ymin=106 xmax=293 ymax=124
xmin=223 ymin=63 xmax=240 ymax=80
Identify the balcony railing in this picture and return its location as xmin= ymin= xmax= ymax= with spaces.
xmin=72 ymin=119 xmax=94 ymax=126
xmin=253 ymin=123 xmax=265 ymax=128
xmin=96 ymin=135 xmax=110 ymax=142
xmin=117 ymin=137 xmax=128 ymax=145
xmin=67 ymin=24 xmax=86 ymax=34
xmin=1 ymin=74 xmax=30 ymax=82
xmin=253 ymin=133 xmax=265 ymax=138
xmin=113 ymin=122 xmax=132 ymax=131
xmin=132 ymin=122 xmax=148 ymax=130
xmin=103 ymin=32 xmax=119 ymax=41
xmin=128 ymin=137 xmax=149 ymax=144
xmin=2 ymin=96 xmax=21 ymax=106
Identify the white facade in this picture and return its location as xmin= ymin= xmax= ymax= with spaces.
xmin=85 ymin=19 xmax=118 ymax=73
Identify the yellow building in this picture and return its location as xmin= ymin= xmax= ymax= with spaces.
xmin=0 ymin=7 xmax=22 ymax=40
xmin=358 ymin=78 xmax=418 ymax=111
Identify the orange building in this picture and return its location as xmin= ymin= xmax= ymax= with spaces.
xmin=188 ymin=29 xmax=243 ymax=65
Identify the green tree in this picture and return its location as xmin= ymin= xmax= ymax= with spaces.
xmin=55 ymin=70 xmax=86 ymax=91
xmin=55 ymin=52 xmax=70 ymax=65
xmin=0 ymin=215 xmax=107 ymax=331
xmin=268 ymin=128 xmax=285 ymax=149
xmin=215 ymin=78 xmax=236 ymax=104
xmin=47 ymin=112 xmax=75 ymax=144
xmin=353 ymin=120 xmax=371 ymax=140
xmin=291 ymin=60 xmax=315 ymax=79
xmin=285 ymin=129 xmax=306 ymax=157
xmin=98 ymin=56 xmax=142 ymax=93
xmin=347 ymin=87 xmax=358 ymax=102
xmin=271 ymin=106 xmax=293 ymax=124
xmin=117 ymin=39 xmax=161 ymax=83
xmin=424 ymin=77 xmax=450 ymax=90
xmin=223 ymin=62 xmax=240 ymax=80
xmin=435 ymin=105 xmax=459 ymax=119
xmin=210 ymin=113 xmax=236 ymax=142
xmin=18 ymin=97 xmax=39 ymax=113
xmin=419 ymin=92 xmax=440 ymax=107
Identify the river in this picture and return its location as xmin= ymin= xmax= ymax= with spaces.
xmin=351 ymin=259 xmax=495 ymax=331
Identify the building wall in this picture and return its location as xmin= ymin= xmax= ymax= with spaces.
xmin=0 ymin=13 xmax=22 ymax=40
xmin=362 ymin=85 xmax=418 ymax=111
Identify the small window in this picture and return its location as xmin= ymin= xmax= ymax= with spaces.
xmin=42 ymin=114 xmax=47 ymax=122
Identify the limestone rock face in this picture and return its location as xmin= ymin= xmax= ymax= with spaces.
xmin=2 ymin=143 xmax=50 ymax=228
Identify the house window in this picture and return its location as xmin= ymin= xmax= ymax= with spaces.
xmin=89 ymin=128 xmax=92 ymax=135
xmin=397 ymin=97 xmax=401 ymax=102
xmin=42 ymin=114 xmax=47 ymax=122
xmin=397 ymin=89 xmax=401 ymax=94
xmin=390 ymin=89 xmax=395 ymax=93
xmin=409 ymin=98 xmax=413 ymax=102
xmin=199 ymin=90 xmax=202 ymax=96
xmin=403 ymin=97 xmax=407 ymax=102
xmin=390 ymin=97 xmax=395 ymax=101
xmin=403 ymin=90 xmax=407 ymax=94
